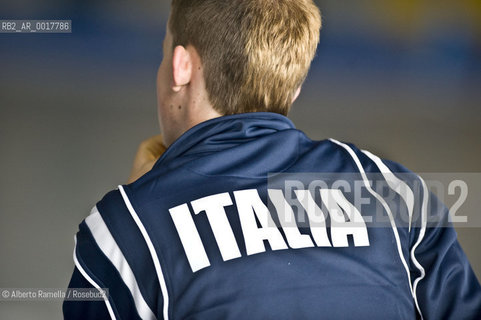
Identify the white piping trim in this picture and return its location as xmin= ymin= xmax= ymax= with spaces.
xmin=118 ymin=185 xmax=170 ymax=320
xmin=329 ymin=140 xmax=415 ymax=298
xmin=360 ymin=149 xmax=424 ymax=319
xmin=73 ymin=235 xmax=117 ymax=320
xmin=410 ymin=177 xmax=428 ymax=320
xmin=361 ymin=150 xmax=415 ymax=232
xmin=85 ymin=207 xmax=157 ymax=320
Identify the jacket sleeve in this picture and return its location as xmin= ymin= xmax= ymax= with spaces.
xmin=63 ymin=266 xmax=113 ymax=320
xmin=408 ymin=176 xmax=481 ymax=319
xmin=63 ymin=207 xmax=145 ymax=320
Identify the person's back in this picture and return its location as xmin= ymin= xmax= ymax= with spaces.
xmin=63 ymin=1 xmax=481 ymax=319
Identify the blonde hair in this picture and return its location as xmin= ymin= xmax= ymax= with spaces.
xmin=170 ymin=0 xmax=321 ymax=115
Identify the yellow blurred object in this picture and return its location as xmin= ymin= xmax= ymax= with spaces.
xmin=369 ymin=0 xmax=425 ymax=41
xmin=369 ymin=0 xmax=481 ymax=41
xmin=127 ymin=134 xmax=167 ymax=183
xmin=463 ymin=0 xmax=481 ymax=34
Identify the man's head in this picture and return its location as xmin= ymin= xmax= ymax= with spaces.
xmin=157 ymin=0 xmax=321 ymax=145
xmin=170 ymin=0 xmax=321 ymax=115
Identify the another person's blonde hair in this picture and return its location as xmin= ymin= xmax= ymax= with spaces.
xmin=170 ymin=0 xmax=322 ymax=116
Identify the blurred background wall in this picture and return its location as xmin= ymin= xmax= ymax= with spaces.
xmin=1 ymin=0 xmax=480 ymax=318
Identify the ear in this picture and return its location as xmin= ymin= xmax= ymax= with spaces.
xmin=292 ymin=86 xmax=302 ymax=103
xmin=171 ymin=45 xmax=192 ymax=92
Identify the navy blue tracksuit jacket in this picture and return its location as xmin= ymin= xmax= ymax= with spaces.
xmin=64 ymin=112 xmax=481 ymax=319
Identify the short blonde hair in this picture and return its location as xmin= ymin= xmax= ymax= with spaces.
xmin=170 ymin=0 xmax=321 ymax=115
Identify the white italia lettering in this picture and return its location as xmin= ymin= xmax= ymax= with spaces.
xmin=268 ymin=189 xmax=314 ymax=249
xmin=170 ymin=188 xmax=370 ymax=272
xmin=191 ymin=193 xmax=241 ymax=262
xmin=169 ymin=203 xmax=210 ymax=272
xmin=295 ymin=189 xmax=332 ymax=247
xmin=234 ymin=189 xmax=288 ymax=255
xmin=319 ymin=189 xmax=370 ymax=247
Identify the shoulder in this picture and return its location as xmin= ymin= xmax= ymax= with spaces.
xmin=310 ymin=137 xmax=416 ymax=176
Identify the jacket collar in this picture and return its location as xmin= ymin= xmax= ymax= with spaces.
xmin=153 ymin=112 xmax=295 ymax=169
